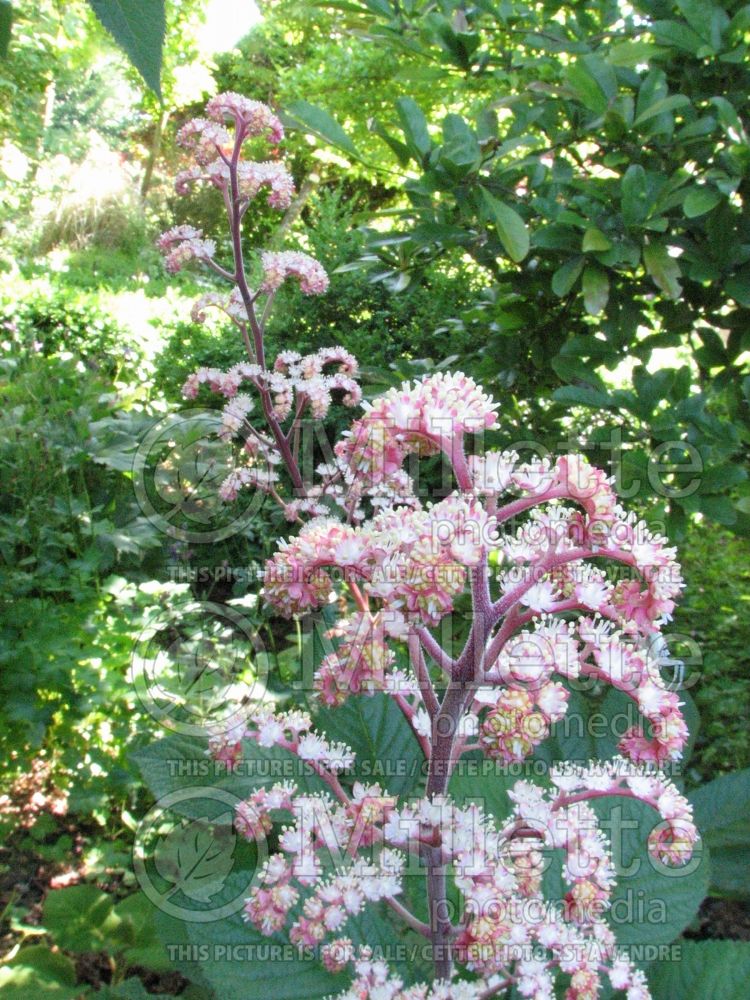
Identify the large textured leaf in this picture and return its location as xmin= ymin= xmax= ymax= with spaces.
xmin=87 ymin=0 xmax=165 ymax=97
xmin=0 ymin=946 xmax=78 ymax=999
xmin=690 ymin=767 xmax=750 ymax=897
xmin=315 ymin=693 xmax=425 ymax=796
xmin=647 ymin=939 xmax=750 ymax=999
xmin=449 ymin=749 xmax=519 ymax=823
xmin=542 ymin=795 xmax=709 ymax=950
xmin=133 ymin=733 xmax=329 ymax=818
xmin=154 ymin=816 xmax=236 ymax=903
xmin=42 ymin=885 xmax=120 ymax=953
xmin=158 ymin=873 xmax=417 ymax=1000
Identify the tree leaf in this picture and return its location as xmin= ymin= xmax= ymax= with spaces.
xmin=440 ymin=113 xmax=481 ymax=173
xmin=87 ymin=0 xmax=165 ymax=98
xmin=551 ymin=256 xmax=584 ymax=296
xmin=154 ymin=815 xmax=235 ymax=903
xmin=552 ymin=385 xmax=612 ymax=408
xmin=607 ymin=39 xmax=666 ymax=67
xmin=285 ymin=100 xmax=358 ymax=156
xmin=621 ymin=164 xmax=650 ymax=225
xmin=582 ymin=264 xmax=610 ymax=315
xmin=643 ymin=242 xmax=682 ymax=299
xmin=566 ymin=54 xmax=617 ymax=114
xmin=395 ymin=96 xmax=431 ymax=159
xmin=683 ymin=185 xmax=722 ymax=217
xmin=582 ymin=227 xmax=612 ymax=252
xmin=634 ymin=94 xmax=691 ymax=126
xmin=480 ymin=188 xmax=530 ymax=262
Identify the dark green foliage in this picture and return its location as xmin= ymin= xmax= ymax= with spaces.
xmin=673 ymin=524 xmax=750 ymax=780
xmin=1 ymin=284 xmax=128 ymax=369
xmin=292 ymin=0 xmax=750 ymax=533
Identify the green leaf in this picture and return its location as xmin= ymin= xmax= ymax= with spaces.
xmin=676 ymin=0 xmax=730 ymax=47
xmin=111 ymin=893 xmax=173 ymax=972
xmin=314 ymin=693 xmax=425 ymax=796
xmin=440 ymin=113 xmax=480 ymax=173
xmin=683 ymin=186 xmax=722 ymax=217
xmin=87 ymin=0 xmax=165 ymax=98
xmin=726 ymin=268 xmax=750 ymax=306
xmin=133 ymin=733 xmax=329 ymax=817
xmin=42 ymin=885 xmax=119 ymax=952
xmin=551 ymin=257 xmax=584 ymax=296
xmin=566 ymin=54 xmax=617 ymax=115
xmin=285 ymin=100 xmax=358 ymax=156
xmin=480 ymin=188 xmax=530 ymax=262
xmin=582 ymin=227 xmax=612 ymax=252
xmin=697 ymin=464 xmax=747 ymax=494
xmin=634 ymin=94 xmax=691 ymax=126
xmin=607 ymin=39 xmax=666 ymax=66
xmin=0 ymin=946 xmax=77 ymax=999
xmin=166 ymin=872 xmax=416 ymax=1000
xmin=0 ymin=1 xmax=11 ymax=59
xmin=621 ymin=164 xmax=649 ymax=226
xmin=648 ymin=940 xmax=750 ymax=999
xmin=552 ymin=385 xmax=612 ymax=408
xmin=449 ymin=751 xmax=517 ymax=823
xmin=652 ymin=18 xmax=709 ymax=54
xmin=154 ymin=816 xmax=236 ymax=903
xmin=690 ymin=768 xmax=750 ymax=897
xmin=643 ymin=242 xmax=682 ymax=299
xmin=395 ymin=96 xmax=431 ymax=159
xmin=582 ymin=264 xmax=610 ymax=315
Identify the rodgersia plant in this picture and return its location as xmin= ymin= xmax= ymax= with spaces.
xmin=158 ymin=93 xmax=699 ymax=1000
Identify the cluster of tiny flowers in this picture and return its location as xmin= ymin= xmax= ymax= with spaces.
xmin=245 ymin=707 xmax=355 ymax=773
xmin=314 ymin=612 xmax=397 ymax=706
xmin=205 ymin=92 xmax=285 ymax=142
xmin=260 ymin=250 xmax=330 ymax=294
xmin=159 ymin=94 xmax=328 ymax=295
xmin=156 ymin=225 xmax=216 ymax=273
xmin=548 ymin=757 xmax=698 ymax=866
xmin=236 ymin=772 xmax=404 ymax=945
xmin=335 ymin=372 xmax=499 ymax=488
xmin=496 ymin=499 xmax=683 ymax=637
xmin=183 ymin=346 xmax=358 ymax=475
xmin=176 ymin=158 xmax=296 ymax=208
xmin=478 ymin=686 xmax=567 ymax=763
xmin=332 ymin=947 xmax=489 ymax=1000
